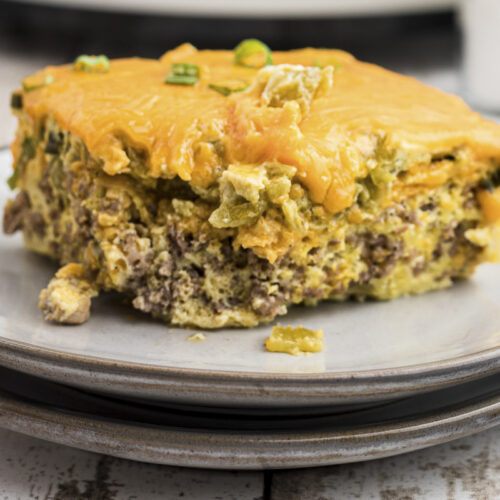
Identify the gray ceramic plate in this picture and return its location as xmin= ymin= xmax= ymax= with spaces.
xmin=0 ymin=366 xmax=499 ymax=469
xmin=1 ymin=149 xmax=500 ymax=407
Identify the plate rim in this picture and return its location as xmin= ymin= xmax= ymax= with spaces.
xmin=1 ymin=335 xmax=500 ymax=405
xmin=0 ymin=373 xmax=499 ymax=469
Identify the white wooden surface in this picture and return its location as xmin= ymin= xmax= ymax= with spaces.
xmin=0 ymin=428 xmax=264 ymax=500
xmin=1 ymin=426 xmax=500 ymax=499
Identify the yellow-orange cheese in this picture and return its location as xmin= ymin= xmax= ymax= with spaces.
xmin=19 ymin=44 xmax=500 ymax=213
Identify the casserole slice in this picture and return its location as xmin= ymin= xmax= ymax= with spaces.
xmin=4 ymin=42 xmax=500 ymax=327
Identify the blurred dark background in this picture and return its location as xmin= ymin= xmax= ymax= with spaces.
xmin=0 ymin=0 xmax=458 ymax=69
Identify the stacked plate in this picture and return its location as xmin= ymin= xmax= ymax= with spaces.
xmin=1 ymin=149 xmax=500 ymax=469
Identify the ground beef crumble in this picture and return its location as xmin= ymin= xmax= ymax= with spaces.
xmin=3 ymin=191 xmax=30 ymax=234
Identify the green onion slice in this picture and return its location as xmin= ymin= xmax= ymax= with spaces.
xmin=171 ymin=62 xmax=199 ymax=77
xmin=165 ymin=62 xmax=200 ymax=85
xmin=7 ymin=169 xmax=19 ymax=190
xmin=22 ymin=74 xmax=54 ymax=92
xmin=73 ymin=55 xmax=110 ymax=73
xmin=165 ymin=74 xmax=198 ymax=85
xmin=209 ymin=80 xmax=249 ymax=96
xmin=8 ymin=137 xmax=36 ymax=190
xmin=233 ymin=39 xmax=273 ymax=68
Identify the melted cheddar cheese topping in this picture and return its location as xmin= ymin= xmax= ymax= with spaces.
xmin=20 ymin=44 xmax=500 ymax=213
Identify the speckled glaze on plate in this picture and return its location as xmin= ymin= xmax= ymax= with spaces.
xmin=1 ymin=149 xmax=500 ymax=407
xmin=0 ymin=366 xmax=499 ymax=469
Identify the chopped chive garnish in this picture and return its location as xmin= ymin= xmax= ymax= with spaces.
xmin=73 ymin=55 xmax=110 ymax=73
xmin=165 ymin=62 xmax=200 ymax=86
xmin=7 ymin=169 xmax=19 ymax=190
xmin=209 ymin=81 xmax=249 ymax=96
xmin=233 ymin=39 xmax=273 ymax=68
xmin=22 ymin=74 xmax=54 ymax=92
xmin=165 ymin=74 xmax=198 ymax=85
xmin=10 ymin=92 xmax=23 ymax=109
xmin=171 ymin=63 xmax=199 ymax=77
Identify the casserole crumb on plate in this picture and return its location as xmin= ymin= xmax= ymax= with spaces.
xmin=265 ymin=325 xmax=324 ymax=356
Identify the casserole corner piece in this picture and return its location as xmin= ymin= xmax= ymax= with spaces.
xmin=4 ymin=43 xmax=500 ymax=328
